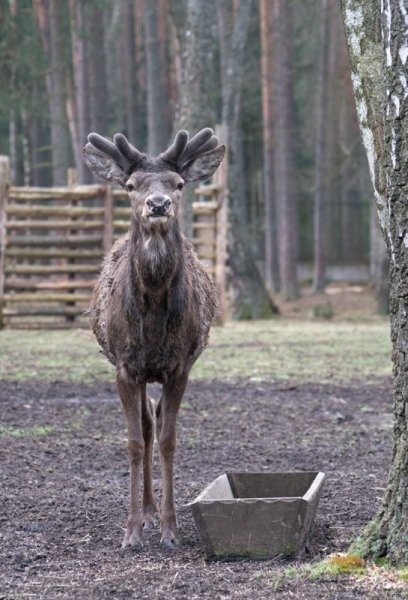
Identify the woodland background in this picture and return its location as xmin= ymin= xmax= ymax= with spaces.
xmin=0 ymin=0 xmax=386 ymax=314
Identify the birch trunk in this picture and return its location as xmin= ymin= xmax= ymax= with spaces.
xmin=341 ymin=0 xmax=408 ymax=564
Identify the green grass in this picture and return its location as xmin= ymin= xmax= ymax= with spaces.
xmin=0 ymin=424 xmax=55 ymax=438
xmin=0 ymin=319 xmax=391 ymax=385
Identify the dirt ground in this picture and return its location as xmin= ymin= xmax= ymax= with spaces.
xmin=1 ymin=374 xmax=406 ymax=599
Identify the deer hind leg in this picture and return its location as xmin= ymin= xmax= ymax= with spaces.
xmin=117 ymin=365 xmax=144 ymax=549
xmin=141 ymin=389 xmax=157 ymax=529
xmin=156 ymin=371 xmax=188 ymax=548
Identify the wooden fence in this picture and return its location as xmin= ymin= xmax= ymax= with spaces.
xmin=0 ymin=156 xmax=228 ymax=329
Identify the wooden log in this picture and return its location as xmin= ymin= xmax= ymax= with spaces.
xmin=5 ymin=248 xmax=101 ymax=258
xmin=7 ymin=219 xmax=105 ymax=230
xmin=194 ymin=184 xmax=220 ymax=196
xmin=6 ymin=279 xmax=96 ymax=290
xmin=8 ymin=184 xmax=104 ymax=200
xmin=112 ymin=189 xmax=129 ymax=199
xmin=0 ymin=156 xmax=10 ymax=329
xmin=6 ymin=205 xmax=104 ymax=217
xmin=4 ymin=292 xmax=92 ymax=302
xmin=4 ymin=306 xmax=88 ymax=316
xmin=113 ymin=220 xmax=130 ymax=229
xmin=192 ymin=239 xmax=217 ymax=247
xmin=195 ymin=252 xmax=216 ymax=260
xmin=113 ymin=207 xmax=132 ymax=217
xmin=192 ymin=205 xmax=218 ymax=216
xmin=6 ymin=234 xmax=103 ymax=246
xmin=192 ymin=222 xmax=216 ymax=230
xmin=6 ymin=265 xmax=99 ymax=274
xmin=4 ymin=320 xmax=89 ymax=330
xmin=192 ymin=200 xmax=218 ymax=209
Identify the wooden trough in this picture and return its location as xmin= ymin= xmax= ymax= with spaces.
xmin=190 ymin=471 xmax=326 ymax=560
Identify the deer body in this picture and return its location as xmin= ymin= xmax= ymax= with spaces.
xmin=83 ymin=129 xmax=224 ymax=549
xmin=90 ymin=229 xmax=216 ymax=383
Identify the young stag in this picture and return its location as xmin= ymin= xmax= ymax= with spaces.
xmin=83 ymin=128 xmax=225 ymax=549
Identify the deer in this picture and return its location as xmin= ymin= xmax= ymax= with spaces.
xmin=82 ymin=128 xmax=225 ymax=550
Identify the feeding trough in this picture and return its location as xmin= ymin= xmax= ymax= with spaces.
xmin=190 ymin=471 xmax=325 ymax=560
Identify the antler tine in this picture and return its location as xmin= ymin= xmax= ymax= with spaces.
xmin=180 ymin=128 xmax=217 ymax=166
xmin=88 ymin=133 xmax=123 ymax=165
xmin=87 ymin=132 xmax=146 ymax=175
xmin=160 ymin=130 xmax=189 ymax=165
xmin=181 ymin=135 xmax=219 ymax=167
xmin=113 ymin=133 xmax=146 ymax=167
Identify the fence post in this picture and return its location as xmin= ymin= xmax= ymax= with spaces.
xmin=103 ymin=184 xmax=114 ymax=253
xmin=0 ymin=156 xmax=10 ymax=329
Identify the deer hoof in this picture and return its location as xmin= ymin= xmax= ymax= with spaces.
xmin=160 ymin=535 xmax=180 ymax=549
xmin=122 ymin=537 xmax=143 ymax=551
xmin=122 ymin=525 xmax=143 ymax=550
xmin=142 ymin=506 xmax=157 ymax=530
xmin=143 ymin=517 xmax=155 ymax=530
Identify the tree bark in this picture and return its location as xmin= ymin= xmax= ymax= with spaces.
xmin=370 ymin=204 xmax=389 ymax=314
xmin=341 ymin=0 xmax=408 ymax=564
xmin=260 ymin=0 xmax=280 ymax=294
xmin=176 ymin=0 xmax=216 ymax=133
xmin=69 ymin=0 xmax=91 ymax=183
xmin=272 ymin=0 xmax=298 ymax=300
xmin=34 ymin=0 xmax=69 ymax=185
xmin=144 ymin=0 xmax=171 ymax=155
xmin=87 ymin=2 xmax=108 ymax=135
xmin=313 ymin=0 xmax=331 ymax=293
xmin=216 ymin=0 xmax=277 ymax=318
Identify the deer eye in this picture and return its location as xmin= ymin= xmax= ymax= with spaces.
xmin=177 ymin=182 xmax=184 ymax=191
xmin=126 ymin=183 xmax=135 ymax=192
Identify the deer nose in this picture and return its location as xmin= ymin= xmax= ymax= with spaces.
xmin=145 ymin=195 xmax=172 ymax=216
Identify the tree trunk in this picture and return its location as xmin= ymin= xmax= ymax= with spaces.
xmin=87 ymin=2 xmax=108 ymax=135
xmin=176 ymin=0 xmax=216 ymax=133
xmin=370 ymin=203 xmax=389 ymax=314
xmin=69 ymin=0 xmax=91 ymax=183
xmin=313 ymin=0 xmax=331 ymax=293
xmin=216 ymin=0 xmax=277 ymax=318
xmin=144 ymin=1 xmax=170 ymax=155
xmin=260 ymin=0 xmax=280 ymax=294
xmin=272 ymin=0 xmax=298 ymax=300
xmin=341 ymin=0 xmax=408 ymax=564
xmin=34 ymin=0 xmax=69 ymax=185
xmin=173 ymin=0 xmax=216 ymax=235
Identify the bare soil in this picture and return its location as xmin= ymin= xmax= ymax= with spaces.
xmin=0 ymin=376 xmax=403 ymax=599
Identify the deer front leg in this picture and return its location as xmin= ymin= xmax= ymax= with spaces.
xmin=117 ymin=366 xmax=144 ymax=549
xmin=156 ymin=371 xmax=188 ymax=548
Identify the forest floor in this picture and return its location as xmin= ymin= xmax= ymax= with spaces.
xmin=1 ymin=295 xmax=407 ymax=599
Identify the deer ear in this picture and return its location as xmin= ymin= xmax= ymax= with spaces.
xmin=82 ymin=142 xmax=128 ymax=187
xmin=180 ymin=145 xmax=225 ymax=183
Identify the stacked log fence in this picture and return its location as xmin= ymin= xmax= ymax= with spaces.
xmin=0 ymin=155 xmax=228 ymax=329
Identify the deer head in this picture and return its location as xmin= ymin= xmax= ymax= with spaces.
xmin=83 ymin=128 xmax=225 ymax=233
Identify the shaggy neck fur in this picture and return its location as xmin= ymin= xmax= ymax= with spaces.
xmin=129 ymin=214 xmax=185 ymax=298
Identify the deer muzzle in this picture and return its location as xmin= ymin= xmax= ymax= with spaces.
xmin=144 ymin=195 xmax=172 ymax=218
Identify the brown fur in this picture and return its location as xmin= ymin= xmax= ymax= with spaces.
xmin=89 ymin=229 xmax=218 ymax=380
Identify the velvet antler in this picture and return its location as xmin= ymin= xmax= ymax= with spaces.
xmin=83 ymin=133 xmax=146 ymax=186
xmin=160 ymin=128 xmax=220 ymax=169
xmin=83 ymin=128 xmax=225 ymax=185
